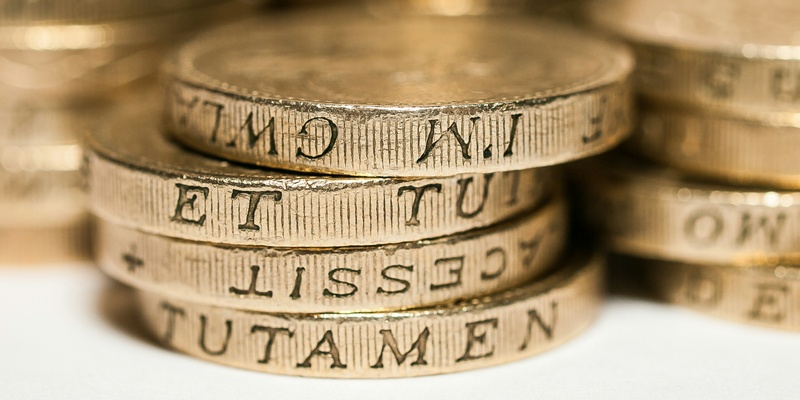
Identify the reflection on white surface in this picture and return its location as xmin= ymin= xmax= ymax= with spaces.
xmin=0 ymin=265 xmax=798 ymax=400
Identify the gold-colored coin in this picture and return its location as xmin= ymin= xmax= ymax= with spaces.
xmin=573 ymin=154 xmax=800 ymax=264
xmin=0 ymin=0 xmax=224 ymax=25
xmin=0 ymin=103 xmax=87 ymax=227
xmin=87 ymin=105 xmax=554 ymax=247
xmin=0 ymin=154 xmax=84 ymax=227
xmin=362 ymin=0 xmax=582 ymax=17
xmin=164 ymin=13 xmax=634 ymax=177
xmin=0 ymin=2 xmax=239 ymax=105
xmin=0 ymin=142 xmax=84 ymax=227
xmin=629 ymin=102 xmax=800 ymax=188
xmin=269 ymin=0 xmax=583 ymax=19
xmin=0 ymin=101 xmax=88 ymax=143
xmin=136 ymin=248 xmax=603 ymax=378
xmin=97 ymin=198 xmax=566 ymax=313
xmin=0 ymin=44 xmax=168 ymax=106
xmin=587 ymin=0 xmax=800 ymax=114
xmin=619 ymin=255 xmax=800 ymax=331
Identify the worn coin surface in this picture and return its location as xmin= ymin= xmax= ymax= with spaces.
xmin=97 ymin=198 xmax=566 ymax=313
xmin=573 ymin=154 xmax=800 ymax=264
xmin=87 ymin=105 xmax=554 ymax=247
xmin=136 ymin=248 xmax=603 ymax=378
xmin=630 ymin=102 xmax=800 ymax=188
xmin=619 ymin=255 xmax=800 ymax=331
xmin=587 ymin=0 xmax=800 ymax=114
xmin=164 ymin=14 xmax=634 ymax=176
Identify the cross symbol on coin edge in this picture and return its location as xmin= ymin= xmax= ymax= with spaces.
xmin=122 ymin=245 xmax=144 ymax=272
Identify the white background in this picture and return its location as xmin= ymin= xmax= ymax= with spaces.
xmin=2 ymin=263 xmax=799 ymax=400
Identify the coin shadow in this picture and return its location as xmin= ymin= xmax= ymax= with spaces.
xmin=95 ymin=279 xmax=160 ymax=347
xmin=607 ymin=255 xmax=653 ymax=300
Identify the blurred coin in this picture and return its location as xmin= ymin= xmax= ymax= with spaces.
xmin=0 ymin=0 xmax=224 ymax=24
xmin=617 ymin=255 xmax=800 ymax=332
xmin=587 ymin=0 xmax=800 ymax=114
xmin=0 ymin=103 xmax=89 ymax=227
xmin=572 ymin=153 xmax=800 ymax=264
xmin=631 ymin=102 xmax=800 ymax=188
xmin=0 ymin=1 xmax=245 ymax=106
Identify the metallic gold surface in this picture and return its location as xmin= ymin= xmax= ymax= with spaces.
xmin=0 ymin=103 xmax=88 ymax=227
xmin=87 ymin=105 xmax=554 ymax=247
xmin=0 ymin=43 xmax=168 ymax=105
xmin=587 ymin=0 xmax=800 ymax=114
xmin=630 ymin=103 xmax=800 ymax=188
xmin=164 ymin=13 xmax=634 ymax=176
xmin=0 ymin=0 xmax=224 ymax=25
xmin=622 ymin=256 xmax=800 ymax=331
xmin=363 ymin=0 xmax=584 ymax=17
xmin=0 ymin=5 xmax=225 ymax=51
xmin=97 ymin=198 xmax=567 ymax=313
xmin=0 ymin=161 xmax=84 ymax=227
xmin=0 ymin=2 xmax=241 ymax=105
xmin=0 ymin=100 xmax=93 ymax=142
xmin=136 ymin=249 xmax=603 ymax=378
xmin=573 ymin=154 xmax=800 ymax=264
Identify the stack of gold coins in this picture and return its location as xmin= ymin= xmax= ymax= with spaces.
xmin=0 ymin=0 xmax=236 ymax=264
xmin=87 ymin=9 xmax=635 ymax=377
xmin=581 ymin=0 xmax=800 ymax=331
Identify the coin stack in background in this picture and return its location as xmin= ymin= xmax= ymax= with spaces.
xmin=87 ymin=9 xmax=635 ymax=377
xmin=0 ymin=0 xmax=241 ymax=264
xmin=0 ymin=103 xmax=88 ymax=263
xmin=579 ymin=0 xmax=800 ymax=331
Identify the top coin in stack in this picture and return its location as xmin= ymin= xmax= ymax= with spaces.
xmin=164 ymin=11 xmax=635 ymax=177
xmin=586 ymin=0 xmax=800 ymax=115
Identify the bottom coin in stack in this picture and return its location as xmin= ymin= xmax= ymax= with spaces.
xmin=616 ymin=256 xmax=800 ymax=332
xmin=135 ymin=248 xmax=603 ymax=378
